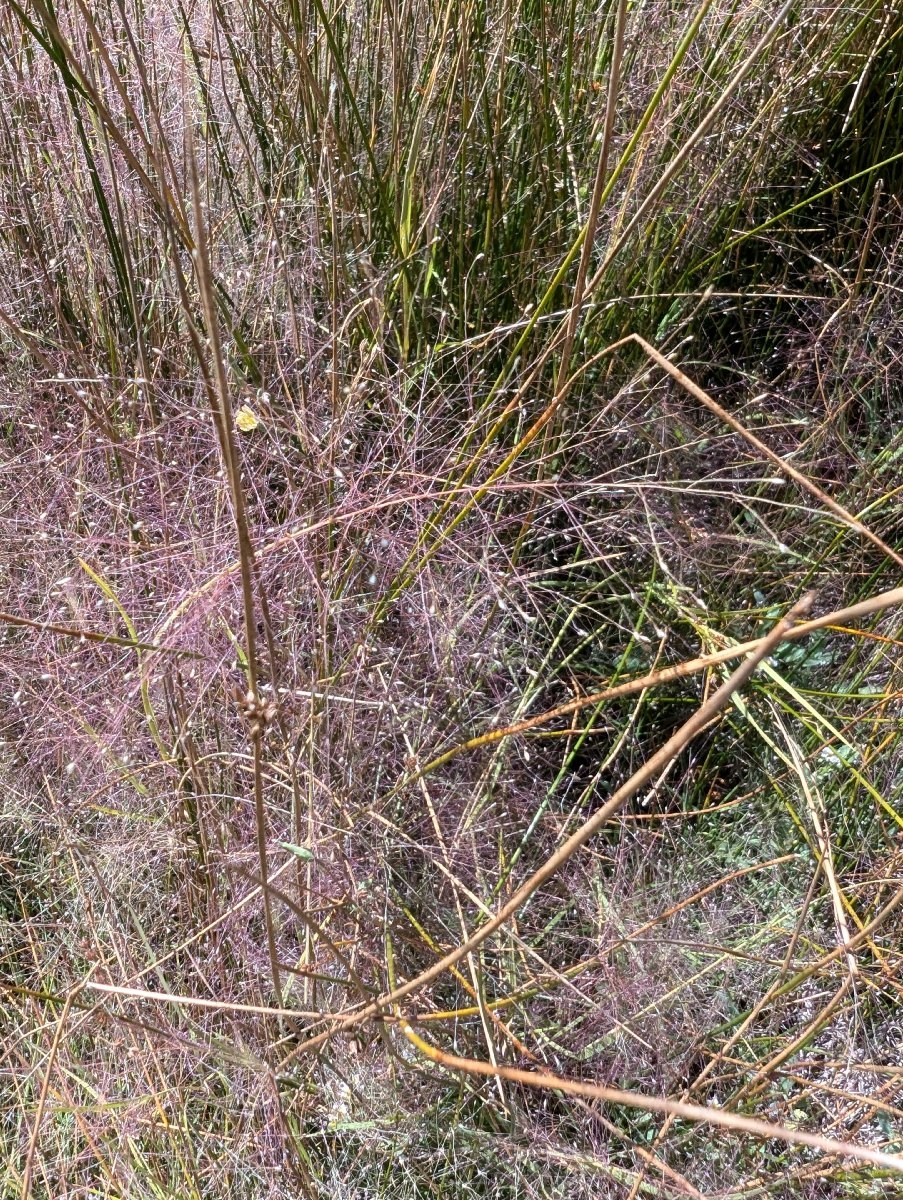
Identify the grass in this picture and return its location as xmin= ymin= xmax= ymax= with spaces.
xmin=1 ymin=0 xmax=903 ymax=1196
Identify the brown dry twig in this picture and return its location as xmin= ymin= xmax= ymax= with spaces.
xmin=405 ymin=586 xmax=903 ymax=785
xmin=630 ymin=334 xmax=903 ymax=569
xmin=280 ymin=594 xmax=814 ymax=1061
xmin=397 ymin=1020 xmax=903 ymax=1174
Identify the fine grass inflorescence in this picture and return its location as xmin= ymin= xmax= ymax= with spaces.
xmin=1 ymin=1 xmax=903 ymax=1196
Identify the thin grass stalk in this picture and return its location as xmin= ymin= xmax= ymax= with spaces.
xmin=188 ymin=127 xmax=281 ymax=1000
xmin=586 ymin=2 xmax=794 ymax=292
xmin=554 ymin=0 xmax=627 ymax=395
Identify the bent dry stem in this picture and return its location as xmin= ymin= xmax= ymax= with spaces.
xmin=281 ymin=594 xmax=814 ymax=1055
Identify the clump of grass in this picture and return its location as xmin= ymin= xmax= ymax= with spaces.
xmin=2 ymin=0 xmax=903 ymax=1196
